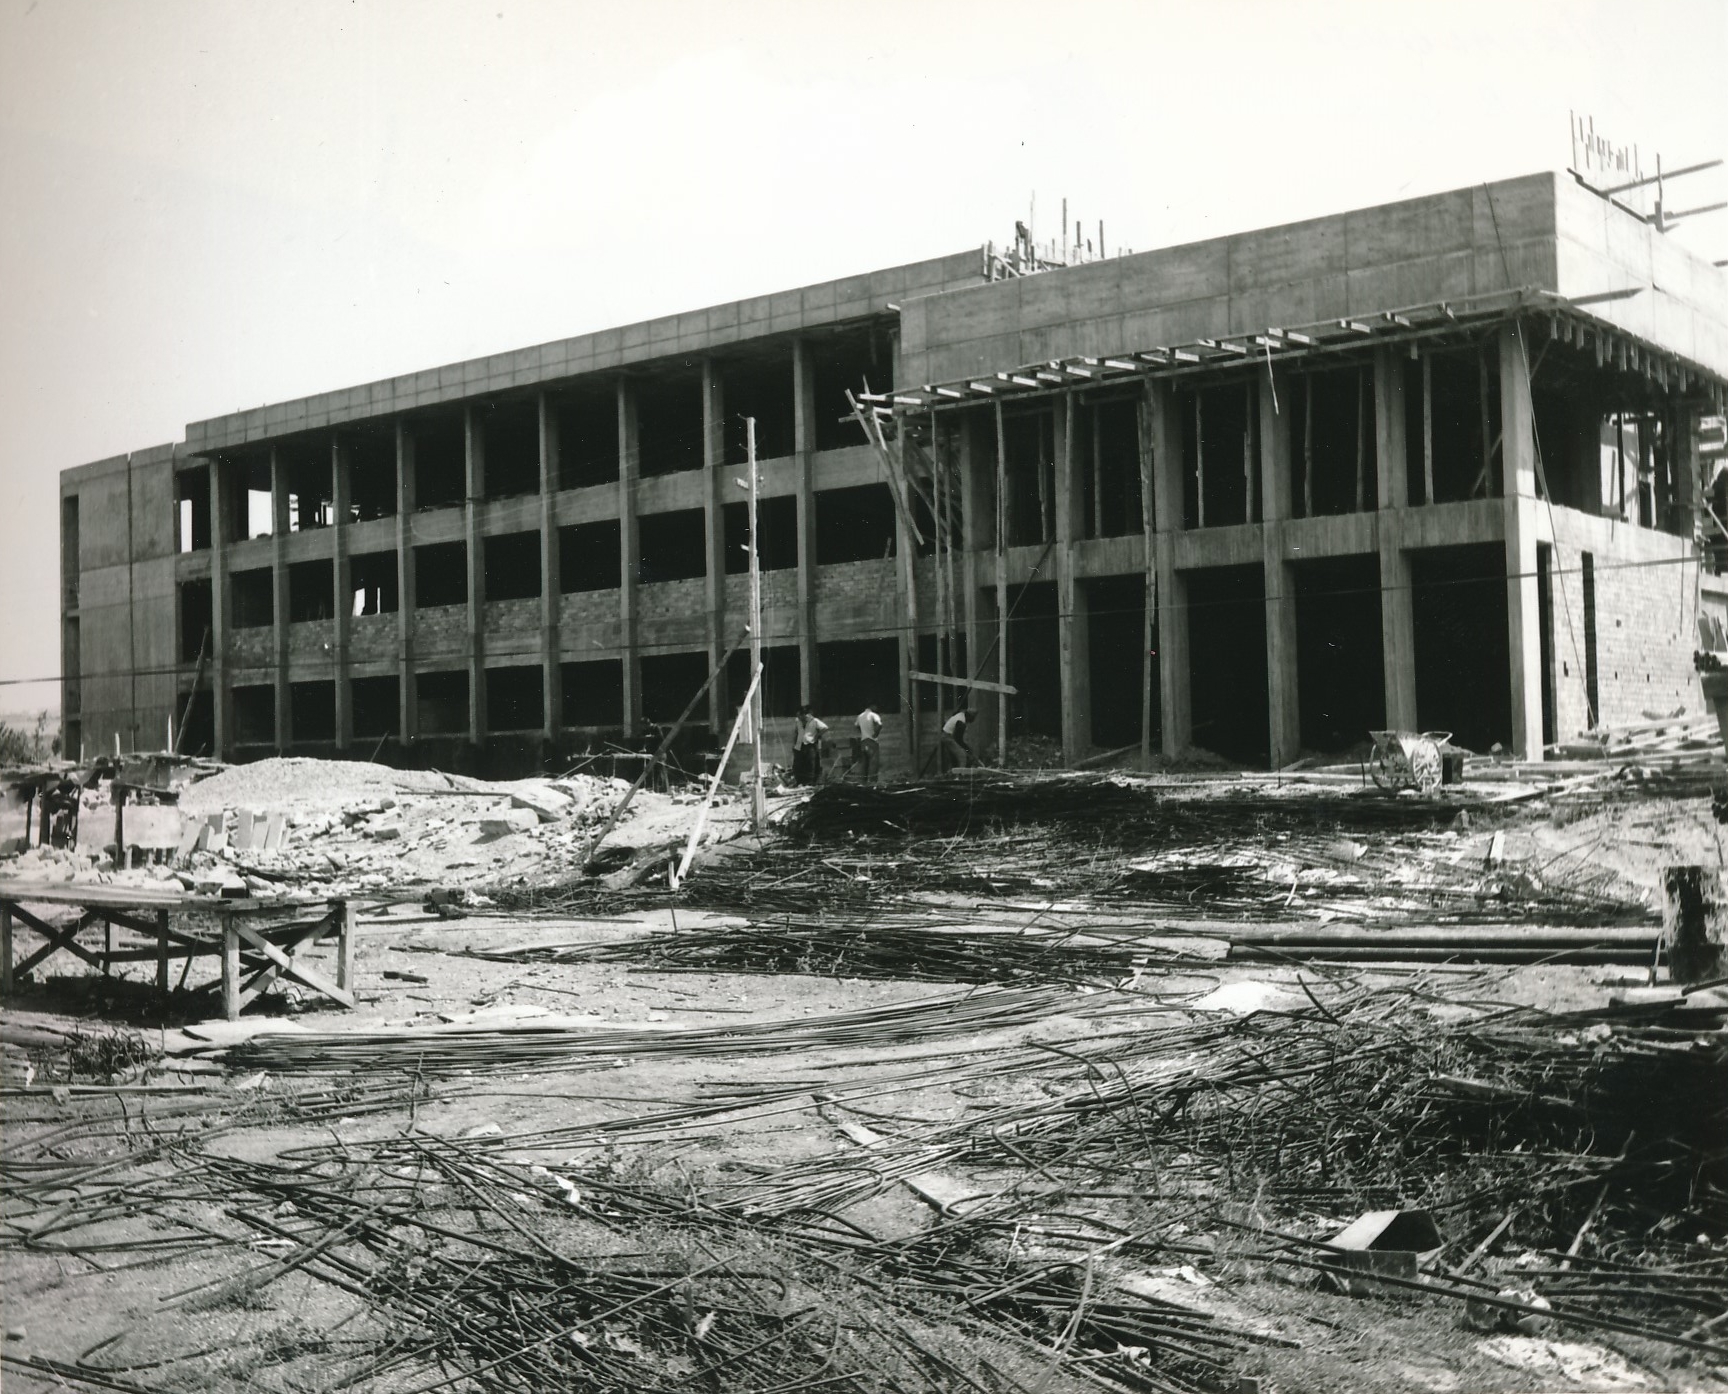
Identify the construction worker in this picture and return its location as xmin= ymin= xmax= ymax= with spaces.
xmin=853 ymin=703 xmax=882 ymax=784
xmin=790 ymin=705 xmax=828 ymax=785
xmin=941 ymin=707 xmax=977 ymax=772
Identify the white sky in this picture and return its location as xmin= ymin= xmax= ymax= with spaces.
xmin=1 ymin=0 xmax=1724 ymax=712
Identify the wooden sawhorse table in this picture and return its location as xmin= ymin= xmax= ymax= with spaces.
xmin=0 ymin=881 xmax=355 ymax=1021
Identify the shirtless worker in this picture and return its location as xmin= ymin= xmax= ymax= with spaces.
xmin=941 ymin=707 xmax=978 ymax=772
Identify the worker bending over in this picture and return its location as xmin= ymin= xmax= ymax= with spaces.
xmin=941 ymin=707 xmax=978 ymax=772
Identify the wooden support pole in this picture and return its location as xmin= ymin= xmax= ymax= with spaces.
xmin=1 ymin=904 xmax=12 ymax=996
xmin=334 ymin=900 xmax=354 ymax=993
xmin=155 ymin=908 xmax=169 ymax=996
xmin=222 ymin=913 xmax=240 ymax=1022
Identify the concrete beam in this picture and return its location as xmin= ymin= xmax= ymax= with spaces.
xmin=1374 ymin=347 xmax=1419 ymax=730
xmin=1501 ymin=322 xmax=1544 ymax=758
xmin=1149 ymin=381 xmax=1192 ymax=755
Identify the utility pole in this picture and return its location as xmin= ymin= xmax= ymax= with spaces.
xmin=747 ymin=418 xmax=766 ymax=831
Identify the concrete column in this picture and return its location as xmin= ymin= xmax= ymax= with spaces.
xmin=208 ymin=459 xmax=229 ymax=759
xmin=1259 ymin=371 xmax=1300 ymax=769
xmin=395 ymin=423 xmax=417 ymax=743
xmin=993 ymin=402 xmax=1010 ymax=763
xmin=1375 ymin=347 xmax=1419 ymax=731
xmin=270 ymin=446 xmax=290 ymax=753
xmin=464 ymin=407 xmax=486 ymax=745
xmin=701 ymin=359 xmax=729 ymax=726
xmin=539 ymin=393 xmax=561 ymax=740
xmin=1148 ymin=381 xmax=1191 ymax=755
xmin=1055 ymin=395 xmax=1091 ymax=764
xmin=1501 ymin=321 xmax=1544 ymax=759
xmin=792 ymin=338 xmax=818 ymax=705
xmin=332 ymin=435 xmax=353 ymax=750
xmin=959 ymin=411 xmax=997 ymax=758
xmin=617 ymin=379 xmax=642 ymax=733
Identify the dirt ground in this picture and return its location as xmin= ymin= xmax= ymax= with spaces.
xmin=1 ymin=767 xmax=1724 ymax=1393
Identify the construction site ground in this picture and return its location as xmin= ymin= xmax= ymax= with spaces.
xmin=1 ymin=757 xmax=1725 ymax=1394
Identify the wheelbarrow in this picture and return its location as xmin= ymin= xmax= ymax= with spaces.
xmin=1369 ymin=730 xmax=1459 ymax=793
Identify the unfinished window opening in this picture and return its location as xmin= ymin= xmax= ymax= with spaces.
xmin=1293 ymin=556 xmax=1384 ymax=753
xmin=636 ymin=372 xmax=703 ymax=477
xmin=415 ymin=541 xmax=467 ymax=609
xmin=412 ymin=413 xmax=466 ymax=510
xmin=637 ymin=509 xmax=707 ymax=584
xmin=61 ymin=495 xmax=79 ymax=603
xmin=483 ymin=531 xmax=542 ymax=602
xmin=416 ymin=670 xmax=469 ymax=736
xmin=1185 ymin=565 xmax=1268 ymax=766
xmin=554 ymin=385 xmax=619 ymax=489
xmin=1404 ymin=342 xmax=1501 ymax=504
xmin=348 ymin=429 xmax=398 ymax=520
xmin=175 ymin=467 xmax=211 ymax=552
xmin=1005 ymin=581 xmax=1060 ymax=742
xmin=486 ymin=665 xmax=543 ymax=732
xmin=914 ymin=632 xmax=971 ymax=714
xmin=1086 ymin=574 xmax=1153 ymax=748
xmin=640 ymin=651 xmax=712 ymax=725
xmin=1179 ymin=383 xmax=1256 ymax=529
xmin=814 ymin=484 xmax=896 ymax=564
xmin=232 ymin=686 xmax=275 ymax=747
xmin=723 ymin=353 xmax=796 ymax=463
xmin=1538 ymin=544 xmax=1556 ymax=747
xmin=811 ymin=327 xmax=891 ymax=452
xmin=177 ymin=689 xmax=213 ymax=757
xmin=561 ymin=659 xmax=623 ymax=727
xmin=1002 ymin=411 xmax=1056 ymax=547
xmin=1581 ymin=552 xmax=1599 ymax=728
xmin=817 ymin=638 xmax=899 ymax=714
xmin=725 ymin=644 xmax=801 ymax=719
xmin=559 ymin=520 xmax=621 ymax=592
xmin=222 ymin=454 xmax=273 ymax=540
xmin=281 ymin=440 xmax=335 ymax=531
xmin=1290 ymin=366 xmax=1375 ymax=517
xmin=481 ymin=399 xmax=540 ymax=499
xmin=1410 ymin=543 xmax=1511 ymax=753
xmin=350 ymin=550 xmax=399 ymax=616
xmin=179 ymin=579 xmax=212 ymax=663
xmin=1080 ymin=399 xmax=1145 ymax=538
xmin=230 ymin=568 xmax=274 ymax=629
xmin=352 ymin=675 xmax=399 ymax=739
xmin=722 ymin=494 xmax=798 ymax=574
xmin=288 ymin=559 xmax=335 ymax=623
xmin=291 ymin=681 xmax=337 ymax=744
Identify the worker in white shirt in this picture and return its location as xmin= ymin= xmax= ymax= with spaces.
xmin=852 ymin=703 xmax=883 ymax=784
xmin=941 ymin=707 xmax=978 ymax=772
xmin=790 ymin=705 xmax=828 ymax=785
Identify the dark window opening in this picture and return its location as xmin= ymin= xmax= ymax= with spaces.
xmin=554 ymin=385 xmax=619 ymax=489
xmin=176 ymin=467 xmax=211 ymax=552
xmin=560 ymin=520 xmax=621 ymax=592
xmin=1404 ymin=343 xmax=1501 ymax=504
xmin=413 ymin=413 xmax=466 ymax=510
xmin=914 ymin=632 xmax=971 ymax=714
xmin=1005 ymin=581 xmax=1060 ymax=740
xmin=177 ymin=688 xmax=214 ymax=757
xmin=415 ymin=541 xmax=468 ymax=609
xmin=641 ymin=651 xmax=712 ymax=725
xmin=811 ymin=327 xmax=891 ymax=452
xmin=231 ymin=568 xmax=274 ymax=629
xmin=222 ymin=453 xmax=273 ymax=541
xmin=817 ymin=638 xmax=900 ymax=714
xmin=1537 ymin=544 xmax=1556 ymax=748
xmin=349 ymin=429 xmax=398 ymax=520
xmin=61 ymin=495 xmax=79 ymax=595
xmin=722 ymin=494 xmax=798 ymax=574
xmin=1185 ymin=565 xmax=1268 ymax=766
xmin=1293 ymin=556 xmax=1384 ymax=753
xmin=416 ymin=670 xmax=469 ymax=735
xmin=481 ymin=399 xmax=540 ymax=499
xmin=1581 ymin=552 xmax=1599 ymax=728
xmin=1087 ymin=574 xmax=1153 ymax=748
xmin=1290 ymin=367 xmax=1376 ymax=517
xmin=483 ymin=530 xmax=542 ymax=602
xmin=815 ymin=484 xmax=896 ymax=564
xmin=291 ymin=681 xmax=336 ymax=742
xmin=1003 ymin=410 xmax=1057 ymax=546
xmin=726 ymin=644 xmax=801 ymax=719
xmin=562 ymin=659 xmax=623 ymax=727
xmin=179 ymin=579 xmax=212 ymax=663
xmin=352 ymin=675 xmax=399 ymax=739
xmin=1080 ymin=400 xmax=1145 ymax=538
xmin=281 ymin=439 xmax=334 ymax=531
xmin=638 ymin=509 xmax=707 ymax=584
xmin=723 ymin=354 xmax=795 ymax=463
xmin=233 ymin=685 xmax=275 ymax=746
xmin=1410 ymin=543 xmax=1511 ymax=753
xmin=1179 ymin=383 xmax=1257 ymax=529
xmin=351 ymin=550 xmax=399 ymax=616
xmin=486 ymin=665 xmax=544 ymax=732
xmin=288 ymin=559 xmax=334 ymax=623
xmin=637 ymin=373 xmax=703 ymax=477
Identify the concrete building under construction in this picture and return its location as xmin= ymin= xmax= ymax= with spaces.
xmin=58 ymin=171 xmax=1728 ymax=775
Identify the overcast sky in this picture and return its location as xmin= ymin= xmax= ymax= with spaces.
xmin=1 ymin=0 xmax=1724 ymax=716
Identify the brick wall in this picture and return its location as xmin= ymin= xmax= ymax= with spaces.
xmin=813 ymin=559 xmax=900 ymax=634
xmin=722 ymin=570 xmax=800 ymax=643
xmin=228 ymin=626 xmax=274 ymax=667
xmin=413 ymin=603 xmax=468 ymax=658
xmin=483 ymin=597 xmax=541 ymax=637
xmin=287 ymin=618 xmax=334 ymax=659
xmin=349 ymin=613 xmax=399 ymax=664
xmin=638 ymin=578 xmax=708 ymax=644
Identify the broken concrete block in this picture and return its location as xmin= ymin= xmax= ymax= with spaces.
xmin=371 ymin=825 xmax=403 ymax=842
xmin=480 ymin=809 xmax=539 ymax=839
xmin=510 ymin=785 xmax=573 ymax=823
xmin=236 ymin=809 xmax=256 ymax=848
xmin=122 ymin=805 xmax=185 ymax=853
xmin=262 ymin=811 xmax=287 ymax=852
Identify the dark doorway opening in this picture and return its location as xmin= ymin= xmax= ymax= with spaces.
xmin=231 ymin=568 xmax=274 ymax=628
xmin=416 ymin=670 xmax=469 ymax=735
xmin=641 ymin=651 xmax=712 ymax=725
xmin=352 ymin=676 xmax=399 ymax=739
xmin=1086 ymin=574 xmax=1151 ymax=748
xmin=233 ymin=685 xmax=275 ymax=747
xmin=1581 ymin=552 xmax=1599 ymax=728
xmin=1410 ymin=543 xmax=1511 ymax=753
xmin=177 ymin=688 xmax=214 ymax=757
xmin=291 ymin=681 xmax=336 ymax=743
xmin=487 ymin=665 xmax=544 ymax=732
xmin=1185 ymin=565 xmax=1268 ymax=766
xmin=1293 ymin=555 xmax=1384 ymax=752
xmin=1179 ymin=382 xmax=1257 ymax=529
xmin=1537 ymin=544 xmax=1556 ymax=747
xmin=1006 ymin=580 xmax=1060 ymax=741
xmin=179 ymin=579 xmax=212 ymax=662
xmin=562 ymin=659 xmax=623 ymax=727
